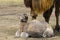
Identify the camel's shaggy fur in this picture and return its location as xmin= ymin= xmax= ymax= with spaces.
xmin=24 ymin=0 xmax=32 ymax=8
xmin=24 ymin=0 xmax=54 ymax=14
xmin=32 ymin=0 xmax=54 ymax=14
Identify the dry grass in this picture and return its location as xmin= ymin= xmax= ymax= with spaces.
xmin=0 ymin=0 xmax=23 ymax=3
xmin=0 ymin=0 xmax=24 ymax=5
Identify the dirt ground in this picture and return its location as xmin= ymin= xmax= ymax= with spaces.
xmin=0 ymin=4 xmax=60 ymax=40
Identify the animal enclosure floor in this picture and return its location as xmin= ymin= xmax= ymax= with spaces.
xmin=0 ymin=5 xmax=60 ymax=40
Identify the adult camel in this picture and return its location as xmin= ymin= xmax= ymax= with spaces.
xmin=24 ymin=0 xmax=60 ymax=31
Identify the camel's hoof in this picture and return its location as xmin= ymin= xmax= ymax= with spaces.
xmin=54 ymin=25 xmax=60 ymax=32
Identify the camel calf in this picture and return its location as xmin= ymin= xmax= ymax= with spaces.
xmin=15 ymin=14 xmax=54 ymax=38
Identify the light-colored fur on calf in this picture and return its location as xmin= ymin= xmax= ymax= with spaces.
xmin=26 ymin=20 xmax=54 ymax=37
xmin=15 ymin=20 xmax=54 ymax=38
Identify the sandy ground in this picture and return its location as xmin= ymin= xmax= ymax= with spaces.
xmin=0 ymin=4 xmax=60 ymax=40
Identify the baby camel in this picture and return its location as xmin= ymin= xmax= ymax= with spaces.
xmin=15 ymin=14 xmax=54 ymax=38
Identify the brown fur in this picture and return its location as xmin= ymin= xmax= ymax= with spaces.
xmin=32 ymin=0 xmax=54 ymax=14
xmin=24 ymin=0 xmax=54 ymax=14
xmin=24 ymin=0 xmax=32 ymax=8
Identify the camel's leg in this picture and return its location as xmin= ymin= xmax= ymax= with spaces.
xmin=30 ymin=9 xmax=37 ymax=20
xmin=54 ymin=1 xmax=60 ymax=31
xmin=43 ymin=5 xmax=54 ymax=23
xmin=15 ymin=24 xmax=25 ymax=37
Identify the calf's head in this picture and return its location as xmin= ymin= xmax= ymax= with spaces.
xmin=19 ymin=14 xmax=28 ymax=23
